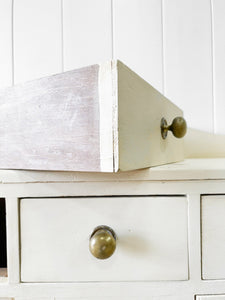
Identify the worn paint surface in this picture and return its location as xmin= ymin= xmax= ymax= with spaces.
xmin=0 ymin=65 xmax=101 ymax=171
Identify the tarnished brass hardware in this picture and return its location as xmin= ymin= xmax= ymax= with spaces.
xmin=89 ymin=225 xmax=116 ymax=259
xmin=161 ymin=116 xmax=187 ymax=139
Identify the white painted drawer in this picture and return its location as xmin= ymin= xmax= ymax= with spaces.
xmin=20 ymin=196 xmax=188 ymax=282
xmin=202 ymin=195 xmax=225 ymax=279
xmin=0 ymin=60 xmax=185 ymax=173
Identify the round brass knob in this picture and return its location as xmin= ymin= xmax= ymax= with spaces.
xmin=161 ymin=117 xmax=187 ymax=139
xmin=89 ymin=225 xmax=116 ymax=259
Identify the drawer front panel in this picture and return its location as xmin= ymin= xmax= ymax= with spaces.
xmin=202 ymin=195 xmax=225 ymax=279
xmin=20 ymin=196 xmax=188 ymax=282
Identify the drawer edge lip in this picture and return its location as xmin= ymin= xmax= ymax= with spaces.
xmin=19 ymin=278 xmax=190 ymax=284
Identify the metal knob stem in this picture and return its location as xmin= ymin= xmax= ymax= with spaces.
xmin=161 ymin=117 xmax=187 ymax=139
xmin=89 ymin=225 xmax=116 ymax=259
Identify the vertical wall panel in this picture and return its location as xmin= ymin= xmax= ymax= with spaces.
xmin=212 ymin=0 xmax=225 ymax=134
xmin=14 ymin=0 xmax=62 ymax=84
xmin=0 ymin=0 xmax=12 ymax=88
xmin=114 ymin=0 xmax=163 ymax=92
xmin=163 ymin=0 xmax=213 ymax=132
xmin=63 ymin=0 xmax=112 ymax=71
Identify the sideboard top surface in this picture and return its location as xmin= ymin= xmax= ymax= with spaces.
xmin=0 ymin=159 xmax=224 ymax=183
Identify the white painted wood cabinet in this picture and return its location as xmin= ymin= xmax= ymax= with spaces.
xmin=0 ymin=159 xmax=224 ymax=299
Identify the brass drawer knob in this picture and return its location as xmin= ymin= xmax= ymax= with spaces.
xmin=89 ymin=225 xmax=116 ymax=259
xmin=161 ymin=117 xmax=187 ymax=139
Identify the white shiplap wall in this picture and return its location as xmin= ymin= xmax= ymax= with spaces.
xmin=63 ymin=0 xmax=112 ymax=71
xmin=163 ymin=0 xmax=213 ymax=133
xmin=0 ymin=0 xmax=12 ymax=87
xmin=0 ymin=0 xmax=224 ymax=157
xmin=13 ymin=0 xmax=62 ymax=84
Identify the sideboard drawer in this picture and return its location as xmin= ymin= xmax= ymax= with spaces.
xmin=202 ymin=195 xmax=225 ymax=279
xmin=20 ymin=196 xmax=188 ymax=282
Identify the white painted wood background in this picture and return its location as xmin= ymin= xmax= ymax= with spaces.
xmin=0 ymin=0 xmax=225 ymax=155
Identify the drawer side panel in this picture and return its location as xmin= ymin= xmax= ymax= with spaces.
xmin=0 ymin=65 xmax=105 ymax=172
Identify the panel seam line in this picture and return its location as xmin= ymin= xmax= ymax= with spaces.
xmin=161 ymin=0 xmax=165 ymax=95
xmin=210 ymin=0 xmax=216 ymax=133
xmin=61 ymin=0 xmax=64 ymax=72
xmin=11 ymin=0 xmax=15 ymax=85
xmin=111 ymin=0 xmax=115 ymax=60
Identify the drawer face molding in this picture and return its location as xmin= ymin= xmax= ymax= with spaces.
xmin=202 ymin=195 xmax=225 ymax=279
xmin=20 ymin=196 xmax=188 ymax=282
xmin=197 ymin=296 xmax=225 ymax=299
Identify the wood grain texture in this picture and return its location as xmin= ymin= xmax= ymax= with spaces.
xmin=163 ymin=0 xmax=213 ymax=132
xmin=13 ymin=0 xmax=62 ymax=84
xmin=20 ymin=196 xmax=188 ymax=282
xmin=0 ymin=65 xmax=102 ymax=171
xmin=0 ymin=0 xmax=12 ymax=88
xmin=117 ymin=61 xmax=184 ymax=171
xmin=113 ymin=0 xmax=163 ymax=92
xmin=63 ymin=0 xmax=112 ymax=71
xmin=212 ymin=0 xmax=225 ymax=134
xmin=201 ymin=195 xmax=225 ymax=280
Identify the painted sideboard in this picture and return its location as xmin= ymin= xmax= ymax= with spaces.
xmin=0 ymin=158 xmax=225 ymax=299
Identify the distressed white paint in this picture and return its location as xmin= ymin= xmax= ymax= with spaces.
xmin=63 ymin=0 xmax=112 ymax=71
xmin=0 ymin=0 xmax=12 ymax=88
xmin=0 ymin=64 xmax=102 ymax=172
xmin=113 ymin=0 xmax=163 ymax=92
xmin=0 ymin=0 xmax=225 ymax=296
xmin=0 ymin=60 xmax=184 ymax=172
xmin=112 ymin=60 xmax=119 ymax=171
xmin=212 ymin=0 xmax=225 ymax=134
xmin=13 ymin=0 xmax=62 ymax=84
xmin=163 ymin=0 xmax=213 ymax=132
xmin=20 ymin=196 xmax=188 ymax=282
xmin=202 ymin=195 xmax=225 ymax=280
xmin=98 ymin=61 xmax=114 ymax=171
